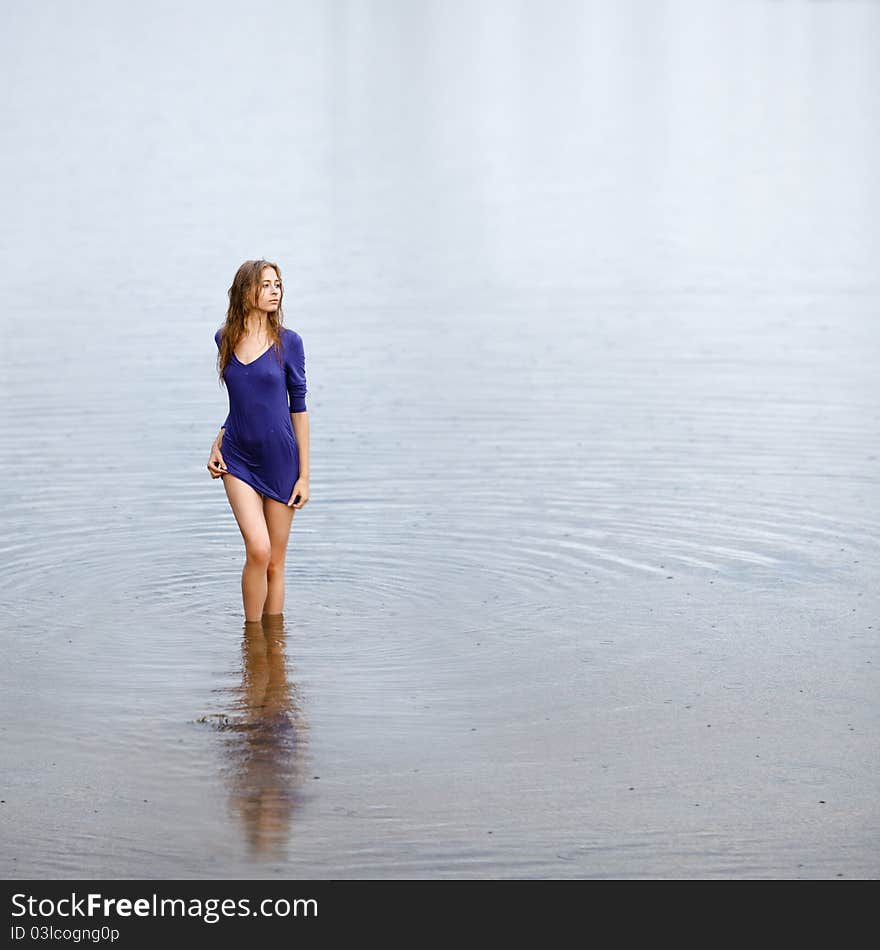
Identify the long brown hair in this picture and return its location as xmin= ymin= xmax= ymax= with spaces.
xmin=216 ymin=259 xmax=286 ymax=382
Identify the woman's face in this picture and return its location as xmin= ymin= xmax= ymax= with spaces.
xmin=254 ymin=267 xmax=282 ymax=313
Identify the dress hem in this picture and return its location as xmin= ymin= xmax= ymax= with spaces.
xmin=220 ymin=469 xmax=297 ymax=506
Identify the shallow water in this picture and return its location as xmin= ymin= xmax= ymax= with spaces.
xmin=1 ymin=0 xmax=878 ymax=878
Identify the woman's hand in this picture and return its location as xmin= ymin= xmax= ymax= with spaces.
xmin=288 ymin=478 xmax=309 ymax=509
xmin=207 ymin=441 xmax=227 ymax=478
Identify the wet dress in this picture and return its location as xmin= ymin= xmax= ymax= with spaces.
xmin=215 ymin=326 xmax=307 ymax=504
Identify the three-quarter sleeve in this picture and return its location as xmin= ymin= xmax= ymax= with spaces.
xmin=284 ymin=329 xmax=308 ymax=413
xmin=215 ymin=328 xmax=229 ymax=427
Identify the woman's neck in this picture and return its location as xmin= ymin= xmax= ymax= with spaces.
xmin=244 ymin=312 xmax=269 ymax=336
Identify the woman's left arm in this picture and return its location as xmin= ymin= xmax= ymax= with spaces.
xmin=285 ymin=330 xmax=310 ymax=508
xmin=291 ymin=410 xmax=310 ymax=496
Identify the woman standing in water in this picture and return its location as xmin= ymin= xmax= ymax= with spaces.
xmin=207 ymin=259 xmax=310 ymax=622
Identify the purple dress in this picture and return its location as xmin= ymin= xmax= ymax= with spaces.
xmin=215 ymin=326 xmax=307 ymax=504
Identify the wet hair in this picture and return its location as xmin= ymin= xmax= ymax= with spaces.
xmin=216 ymin=259 xmax=285 ymax=381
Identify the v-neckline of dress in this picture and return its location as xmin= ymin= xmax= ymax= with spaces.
xmin=232 ymin=344 xmax=273 ymax=367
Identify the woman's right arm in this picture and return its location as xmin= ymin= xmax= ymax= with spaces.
xmin=208 ymin=432 xmax=227 ymax=478
xmin=210 ymin=329 xmax=229 ymax=475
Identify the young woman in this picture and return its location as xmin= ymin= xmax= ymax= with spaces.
xmin=208 ymin=260 xmax=310 ymax=623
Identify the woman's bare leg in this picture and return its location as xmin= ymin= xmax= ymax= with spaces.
xmin=263 ymin=496 xmax=295 ymax=616
xmin=222 ymin=473 xmax=272 ymax=622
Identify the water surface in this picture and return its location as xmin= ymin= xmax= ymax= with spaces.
xmin=1 ymin=0 xmax=878 ymax=878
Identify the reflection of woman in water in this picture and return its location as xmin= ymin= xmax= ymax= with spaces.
xmin=207 ymin=615 xmax=306 ymax=857
xmin=207 ymin=260 xmax=310 ymax=622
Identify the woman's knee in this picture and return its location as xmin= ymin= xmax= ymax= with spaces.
xmin=245 ymin=539 xmax=272 ymax=567
xmin=267 ymin=556 xmax=286 ymax=577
